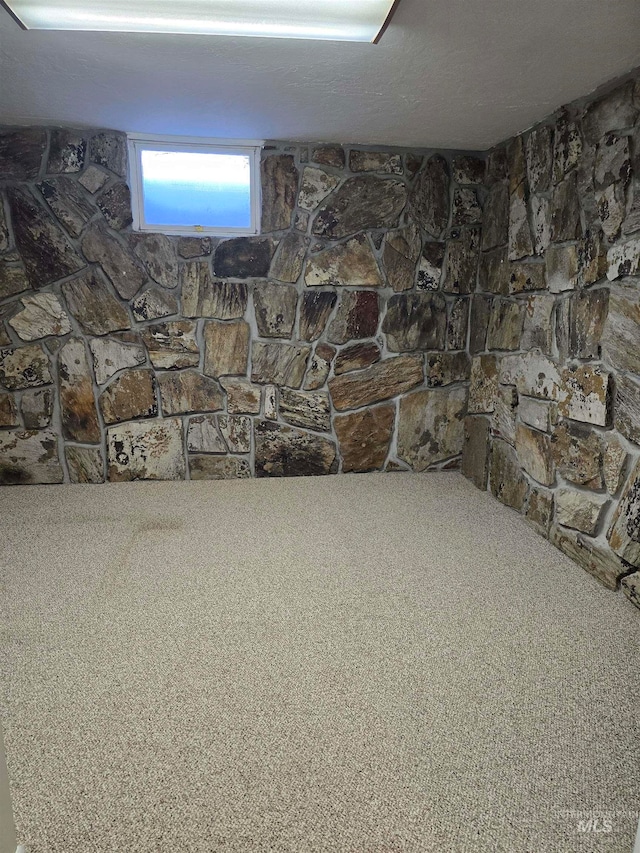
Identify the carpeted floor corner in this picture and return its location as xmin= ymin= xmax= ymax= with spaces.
xmin=0 ymin=472 xmax=638 ymax=852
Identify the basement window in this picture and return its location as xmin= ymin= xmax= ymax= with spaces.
xmin=127 ymin=134 xmax=262 ymax=237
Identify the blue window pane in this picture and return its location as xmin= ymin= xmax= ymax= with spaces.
xmin=140 ymin=150 xmax=251 ymax=229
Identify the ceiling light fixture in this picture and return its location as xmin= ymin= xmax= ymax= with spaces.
xmin=1 ymin=0 xmax=400 ymax=42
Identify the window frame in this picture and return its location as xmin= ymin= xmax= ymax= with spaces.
xmin=127 ymin=133 xmax=264 ymax=237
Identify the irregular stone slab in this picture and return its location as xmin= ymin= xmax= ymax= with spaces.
xmin=38 ymin=177 xmax=95 ymax=238
xmin=177 ymin=237 xmax=212 ymax=259
xmin=335 ymin=404 xmax=394 ymax=473
xmin=251 ymin=341 xmax=310 ymax=387
xmin=559 ymin=365 xmax=611 ymax=426
xmin=452 ymin=188 xmax=482 ymax=225
xmin=407 ymin=155 xmax=449 ymax=238
xmin=269 ymin=232 xmax=307 ymax=282
xmin=468 ymin=355 xmax=498 ymax=413
xmin=515 ymin=423 xmax=553 ymax=486
xmin=478 ymin=246 xmax=509 ymax=295
xmin=97 ymin=182 xmax=132 ymax=231
xmin=264 ymin=385 xmax=277 ymax=420
xmin=525 ymin=125 xmax=554 ymax=193
xmin=603 ymin=435 xmax=628 ymax=495
xmin=0 ymin=129 xmax=46 ymax=180
xmin=141 ymin=321 xmax=199 ymax=369
xmin=508 ymin=183 xmax=533 ymax=261
xmin=481 ymin=183 xmax=509 ymax=250
xmin=486 ymin=148 xmax=509 ymax=185
xmin=261 ymin=155 xmax=298 ymax=232
xmin=521 ymin=293 xmax=554 ymax=353
xmin=186 ymin=414 xmax=226 ymax=453
xmin=298 ymin=167 xmax=340 ymax=212
xmin=131 ymin=286 xmax=178 ymax=322
xmin=508 ymin=262 xmax=546 ymax=294
xmin=469 ymin=295 xmax=491 ymax=355
xmin=556 ymin=488 xmax=605 ymax=535
xmin=601 ymin=283 xmax=640 ymax=373
xmin=382 ymin=291 xmax=446 ymax=352
xmin=89 ymin=132 xmax=126 ymax=176
xmin=530 ymin=195 xmax=551 ymax=255
xmin=594 ymin=133 xmax=631 ymax=191
xmin=278 ymin=388 xmax=330 ymax=431
xmin=78 ymin=165 xmax=108 ymax=194
xmin=253 ymin=281 xmax=297 ymax=338
xmin=220 ymin=378 xmax=261 ymax=413
xmin=550 ymin=527 xmax=624 ymax=590
xmin=182 ymin=264 xmax=248 ymax=320
xmin=294 ymin=210 xmax=310 ymax=232
xmin=107 ymin=418 xmax=185 ymax=481
xmin=519 ymin=396 xmax=554 ymax=432
xmin=416 ymin=242 xmax=444 ymax=290
xmin=7 ymin=186 xmax=85 ymax=288
xmin=489 ymin=439 xmax=529 ymax=511
xmin=158 ymin=369 xmax=224 ymax=415
xmin=614 ymin=374 xmax=640 ymax=445
xmin=334 ymin=341 xmax=380 ymax=376
xmin=461 ymin=415 xmax=490 ymax=489
xmin=398 ymin=386 xmax=466 ymax=471
xmin=313 ymin=175 xmax=407 ymax=239
xmin=608 ymin=457 xmax=640 ymax=566
xmin=203 ymin=320 xmax=250 ymax=378
xmin=578 ymin=230 xmax=607 ymax=286
xmin=552 ymin=114 xmax=582 ymax=184
xmin=299 ymin=291 xmax=337 ymax=341
xmin=82 ymin=223 xmax=146 ymax=300
xmin=58 ymin=338 xmax=101 ymax=442
xmin=329 ymin=355 xmax=422 ymax=412
xmin=0 ymin=202 xmax=9 ymax=253
xmin=452 ymin=155 xmax=485 ymax=185
xmin=551 ymin=421 xmax=603 ymax=488
xmin=48 ymin=129 xmax=86 ymax=173
xmin=404 ymin=153 xmax=424 ymax=178
xmin=304 ymin=234 xmax=382 ymax=287
xmin=0 ymin=392 xmax=19 ymax=427
xmin=426 ymin=351 xmax=471 ymax=387
xmin=597 ymin=182 xmax=626 ymax=242
xmin=100 ymin=368 xmax=157 ymax=424
xmin=349 ymin=150 xmax=402 ymax=174
xmin=131 ymin=233 xmax=178 ymax=287
xmin=303 ymin=343 xmax=335 ymax=391
xmin=546 ymin=244 xmax=579 ymax=293
xmin=621 ymin=572 xmax=640 ymax=609
xmin=311 ymin=146 xmax=345 ymax=169
xmin=20 ymin=387 xmax=53 ymax=429
xmin=550 ymin=173 xmax=582 ymax=242
xmin=569 ymin=288 xmax=608 ymax=359
xmin=65 ymin=445 xmax=105 ymax=484
xmin=189 ymin=455 xmax=250 ymax=480
xmin=382 ymin=224 xmax=421 ymax=292
xmin=447 ymin=298 xmax=468 ymax=350
xmin=0 ymin=344 xmax=51 ymax=390
xmin=526 ymin=487 xmax=554 ymax=536
xmin=327 ymin=291 xmax=379 ymax=345
xmin=582 ymin=81 xmax=639 ymax=144
xmin=9 ymin=293 xmax=71 ymax=341
xmin=254 ymin=421 xmax=336 ymax=477
xmin=214 ymin=237 xmax=277 ymax=278
xmin=492 ymin=385 xmax=518 ymax=445
xmin=0 ymin=429 xmax=63 ymax=485
xmin=500 ymin=351 xmax=562 ymax=400
xmin=89 ymin=336 xmax=146 ymax=385
xmin=62 ymin=269 xmax=130 ymax=336
xmin=486 ymin=299 xmax=524 ymax=351
xmin=606 ymin=237 xmax=640 ymax=280
xmin=442 ymin=228 xmax=480 ymax=294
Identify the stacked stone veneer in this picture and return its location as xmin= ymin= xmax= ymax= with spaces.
xmin=461 ymin=72 xmax=640 ymax=610
xmin=0 ymin=131 xmax=483 ymax=486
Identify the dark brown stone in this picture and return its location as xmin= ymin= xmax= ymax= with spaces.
xmin=311 ymin=146 xmax=345 ymax=169
xmin=37 ymin=177 xmax=95 ymax=238
xmin=0 ymin=392 xmax=18 ymax=427
xmin=525 ymin=125 xmax=554 ymax=193
xmin=469 ymin=295 xmax=492 ymax=355
xmin=489 ymin=439 xmax=529 ymax=511
xmin=254 ymin=421 xmax=336 ymax=477
xmin=47 ymin=129 xmax=86 ymax=173
xmin=329 ymin=355 xmax=423 ymax=412
xmin=0 ymin=344 xmax=52 ymax=390
xmin=382 ymin=224 xmax=421 ymax=292
xmin=550 ymin=172 xmax=582 ymax=242
xmin=478 ymin=246 xmax=509 ymax=295
xmin=335 ymin=404 xmax=395 ymax=473
xmin=254 ymin=281 xmax=298 ymax=338
xmin=269 ymin=232 xmax=308 ymax=283
xmin=485 ymin=147 xmax=509 ymax=185
xmin=397 ymin=386 xmax=466 ymax=471
xmin=158 ymin=369 xmax=224 ymax=415
xmin=570 ymin=288 xmax=608 ymax=359
xmin=99 ymin=368 xmax=157 ymax=424
xmin=58 ymin=338 xmax=101 ymax=443
xmin=417 ymin=241 xmax=445 ymax=290
xmin=189 ymin=456 xmax=250 ymax=480
xmin=312 ymin=175 xmax=407 ymax=239
xmin=447 ymin=298 xmax=469 ymax=350
xmin=334 ymin=342 xmax=381 ymax=375
xmin=452 ymin=156 xmax=485 ymax=185
xmin=299 ymin=291 xmax=337 ymax=341
xmin=461 ymin=415 xmax=490 ymax=489
xmin=177 ymin=237 xmax=212 ymax=259
xmin=526 ymin=487 xmax=554 ymax=536
xmin=7 ymin=186 xmax=85 ymax=288
xmin=0 ymin=429 xmax=63 ymax=485
xmin=486 ymin=298 xmax=524 ymax=351
xmin=515 ymin=422 xmax=554 ymax=486
xmin=0 ymin=262 xmax=30 ymax=301
xmin=65 ymin=446 xmax=104 ymax=484
xmin=426 ymin=351 xmax=471 ymax=387
xmin=279 ymin=387 xmax=331 ymax=431
xmin=203 ymin=320 xmax=250 ymax=378
xmin=181 ymin=263 xmax=248 ymax=319
xmin=251 ymin=341 xmax=310 ymax=387
xmin=408 ymin=155 xmax=450 ymax=238
xmin=452 ymin=188 xmax=482 ymax=225
xmin=141 ymin=321 xmax=199 ymax=369
xmin=327 ymin=291 xmax=379 ymax=345
xmin=62 ymin=269 xmax=130 ymax=336
xmin=303 ymin=343 xmax=335 ymax=390
xmin=481 ymin=183 xmax=509 ymax=250
xmin=97 ymin=182 xmax=132 ymax=231
xmin=382 ymin=291 xmax=446 ymax=352
xmin=443 ymin=228 xmax=480 ymax=294
xmin=81 ymin=223 xmax=146 ymax=300
xmin=89 ymin=132 xmax=126 ymax=176
xmin=20 ymin=387 xmax=53 ymax=429
xmin=550 ymin=421 xmax=603 ymax=488
xmin=214 ymin=237 xmax=277 ymax=278
xmin=0 ymin=129 xmax=46 ymax=180
xmin=261 ymin=155 xmax=298 ymax=232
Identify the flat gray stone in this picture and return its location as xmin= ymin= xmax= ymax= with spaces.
xmin=141 ymin=321 xmax=199 ymax=369
xmin=203 ymin=320 xmax=250 ymax=378
xmin=158 ymin=370 xmax=224 ymax=415
xmin=382 ymin=291 xmax=446 ymax=352
xmin=97 ymin=182 xmax=133 ymax=231
xmin=408 ymin=155 xmax=449 ymax=238
xmin=0 ymin=129 xmax=46 ymax=180
xmin=397 ymin=386 xmax=466 ymax=471
xmin=298 ymin=167 xmax=340 ymax=212
xmin=65 ymin=445 xmax=105 ymax=484
xmin=327 ymin=291 xmax=379 ymax=345
xmin=8 ymin=293 xmax=71 ymax=341
xmin=189 ymin=455 xmax=250 ymax=480
xmin=131 ymin=286 xmax=178 ymax=322
xmin=0 ymin=344 xmax=52 ymax=390
xmin=48 ymin=129 xmax=87 ymax=174
xmin=253 ymin=281 xmax=297 ymax=338
xmin=279 ymin=387 xmax=330 ymax=431
xmin=90 ymin=336 xmax=146 ymax=385
xmin=261 ymin=155 xmax=298 ymax=232
xmin=62 ymin=269 xmax=130 ymax=336
xmin=251 ymin=341 xmax=310 ymax=387
xmin=131 ymin=233 xmax=178 ymax=288
xmin=305 ymin=234 xmax=382 ymax=287
xmin=214 ymin=237 xmax=277 ymax=278
xmin=107 ymin=418 xmax=186 ymax=481
xmin=38 ymin=176 xmax=95 ymax=238
xmin=0 ymin=429 xmax=63 ymax=485
xmin=89 ymin=132 xmax=126 ymax=177
xmin=20 ymin=387 xmax=53 ymax=429
xmin=82 ymin=223 xmax=146 ymax=300
xmin=313 ymin=175 xmax=407 ymax=239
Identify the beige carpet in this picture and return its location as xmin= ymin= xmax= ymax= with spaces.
xmin=0 ymin=472 xmax=638 ymax=853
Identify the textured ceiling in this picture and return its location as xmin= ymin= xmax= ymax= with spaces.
xmin=1 ymin=0 xmax=639 ymax=150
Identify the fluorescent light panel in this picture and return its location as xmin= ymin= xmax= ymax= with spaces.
xmin=5 ymin=0 xmax=398 ymax=42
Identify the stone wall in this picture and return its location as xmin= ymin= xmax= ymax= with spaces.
xmin=0 ymin=130 xmax=483 ymax=484
xmin=462 ymin=72 xmax=640 ymax=610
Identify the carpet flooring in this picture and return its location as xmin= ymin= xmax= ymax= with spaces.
xmin=0 ymin=472 xmax=638 ymax=852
